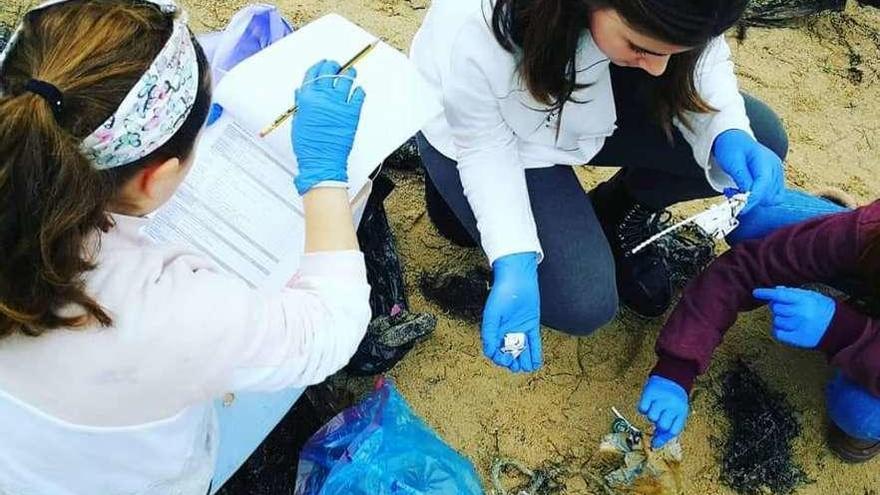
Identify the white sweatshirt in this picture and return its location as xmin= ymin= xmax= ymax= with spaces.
xmin=0 ymin=214 xmax=371 ymax=495
xmin=410 ymin=0 xmax=752 ymax=264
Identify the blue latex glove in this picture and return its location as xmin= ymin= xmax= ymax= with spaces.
xmin=638 ymin=375 xmax=689 ymax=449
xmin=292 ymin=59 xmax=366 ymax=195
xmin=752 ymin=286 xmax=836 ymax=348
xmin=482 ymin=252 xmax=543 ymax=373
xmin=712 ymin=129 xmax=784 ymax=214
xmin=206 ymin=103 xmax=223 ymax=126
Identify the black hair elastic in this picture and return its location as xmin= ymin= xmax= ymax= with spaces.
xmin=24 ymin=79 xmax=64 ymax=119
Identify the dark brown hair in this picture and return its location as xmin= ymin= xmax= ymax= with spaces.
xmin=491 ymin=0 xmax=749 ymax=134
xmin=0 ymin=0 xmax=212 ymax=337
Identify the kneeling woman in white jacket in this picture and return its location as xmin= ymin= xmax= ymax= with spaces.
xmin=0 ymin=0 xmax=370 ymax=493
xmin=411 ymin=0 xmax=788 ymax=373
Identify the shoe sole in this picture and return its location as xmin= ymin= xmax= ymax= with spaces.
xmin=827 ymin=422 xmax=880 ymax=463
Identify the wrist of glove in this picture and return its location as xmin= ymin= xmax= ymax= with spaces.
xmin=752 ymin=286 xmax=836 ymax=348
xmin=292 ymin=60 xmax=365 ymax=196
xmin=638 ymin=375 xmax=689 ymax=449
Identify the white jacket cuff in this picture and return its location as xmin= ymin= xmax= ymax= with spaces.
xmin=690 ymin=111 xmax=754 ymax=193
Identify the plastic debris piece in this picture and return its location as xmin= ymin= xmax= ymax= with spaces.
xmin=631 ymin=193 xmax=749 ymax=255
xmin=691 ymin=193 xmax=749 ymax=240
xmin=373 ymin=310 xmax=437 ymax=348
xmin=501 ymin=332 xmax=527 ymax=359
xmin=489 ymin=457 xmax=566 ymax=495
xmin=597 ymin=409 xmax=683 ymax=493
xmin=345 ymin=309 xmax=436 ymax=376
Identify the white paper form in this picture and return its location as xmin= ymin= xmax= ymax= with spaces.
xmin=145 ymin=119 xmax=305 ymax=291
xmin=144 ymin=13 xmax=439 ymax=291
xmin=213 ymin=13 xmax=442 ymax=197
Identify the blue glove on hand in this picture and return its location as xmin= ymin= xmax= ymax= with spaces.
xmin=482 ymin=252 xmax=543 ymax=373
xmin=638 ymin=375 xmax=689 ymax=449
xmin=712 ymin=129 xmax=784 ymax=214
xmin=752 ymin=286 xmax=836 ymax=348
xmin=292 ymin=59 xmax=366 ymax=196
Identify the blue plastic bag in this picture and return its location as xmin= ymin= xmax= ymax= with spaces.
xmin=197 ymin=3 xmax=294 ymax=87
xmin=294 ymin=380 xmax=483 ymax=494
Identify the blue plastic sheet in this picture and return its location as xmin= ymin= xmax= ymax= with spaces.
xmin=295 ymin=380 xmax=483 ymax=495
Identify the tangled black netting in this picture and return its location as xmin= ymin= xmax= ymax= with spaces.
xmin=741 ymin=0 xmax=846 ymax=27
xmin=715 ymin=361 xmax=810 ymax=495
xmin=658 ymin=223 xmax=717 ymax=290
xmin=618 ymin=206 xmax=718 ymax=291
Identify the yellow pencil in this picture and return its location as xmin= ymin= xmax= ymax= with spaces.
xmin=259 ymin=39 xmax=379 ymax=138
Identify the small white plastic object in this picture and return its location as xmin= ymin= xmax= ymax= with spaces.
xmin=501 ymin=332 xmax=527 ymax=359
xmin=631 ymin=192 xmax=750 ymax=255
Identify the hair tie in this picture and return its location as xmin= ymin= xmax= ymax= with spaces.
xmin=25 ymin=79 xmax=64 ymax=119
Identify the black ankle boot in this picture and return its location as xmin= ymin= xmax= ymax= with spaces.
xmin=590 ymin=175 xmax=673 ymax=318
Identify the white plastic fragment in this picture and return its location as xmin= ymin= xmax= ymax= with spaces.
xmin=631 ymin=192 xmax=750 ymax=255
xmin=501 ymin=332 xmax=527 ymax=359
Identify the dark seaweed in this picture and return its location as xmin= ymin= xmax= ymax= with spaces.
xmin=741 ymin=0 xmax=846 ymax=27
xmin=419 ymin=267 xmax=490 ymax=322
xmin=716 ymin=361 xmax=810 ymax=495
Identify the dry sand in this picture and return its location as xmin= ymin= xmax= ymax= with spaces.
xmin=4 ymin=0 xmax=880 ymax=493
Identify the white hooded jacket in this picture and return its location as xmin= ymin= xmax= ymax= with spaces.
xmin=410 ymin=0 xmax=750 ymax=263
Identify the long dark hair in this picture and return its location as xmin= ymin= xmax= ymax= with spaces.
xmin=491 ymin=0 xmax=748 ymax=133
xmin=0 ymin=0 xmax=212 ymax=337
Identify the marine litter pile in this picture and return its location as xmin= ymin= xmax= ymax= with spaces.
xmin=716 ymin=361 xmax=809 ymax=495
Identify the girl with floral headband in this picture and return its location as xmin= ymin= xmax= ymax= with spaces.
xmin=0 ymin=0 xmax=369 ymax=493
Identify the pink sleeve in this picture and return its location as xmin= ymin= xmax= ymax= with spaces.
xmin=142 ymin=250 xmax=371 ymax=402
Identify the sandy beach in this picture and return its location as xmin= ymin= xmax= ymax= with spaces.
xmin=4 ymin=0 xmax=879 ymax=492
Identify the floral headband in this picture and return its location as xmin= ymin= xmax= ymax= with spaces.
xmin=0 ymin=0 xmax=200 ymax=170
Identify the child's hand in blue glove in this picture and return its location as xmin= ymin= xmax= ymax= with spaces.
xmin=292 ymin=59 xmax=366 ymax=195
xmin=638 ymin=375 xmax=689 ymax=449
xmin=712 ymin=129 xmax=784 ymax=214
xmin=752 ymin=286 xmax=836 ymax=348
xmin=482 ymin=252 xmax=543 ymax=373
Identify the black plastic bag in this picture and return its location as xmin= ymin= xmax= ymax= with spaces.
xmin=345 ymin=172 xmax=436 ymax=376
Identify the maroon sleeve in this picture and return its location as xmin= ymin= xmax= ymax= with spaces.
xmin=817 ymin=301 xmax=880 ymax=396
xmin=651 ymin=201 xmax=880 ymax=392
